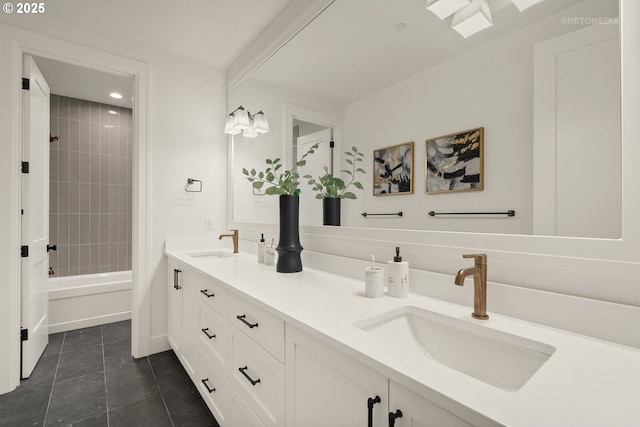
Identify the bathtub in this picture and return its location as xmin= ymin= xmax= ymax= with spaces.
xmin=48 ymin=271 xmax=132 ymax=333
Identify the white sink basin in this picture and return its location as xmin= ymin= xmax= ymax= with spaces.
xmin=354 ymin=306 xmax=555 ymax=391
xmin=188 ymin=251 xmax=233 ymax=259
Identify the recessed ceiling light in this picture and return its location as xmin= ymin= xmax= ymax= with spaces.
xmin=110 ymin=92 xmax=123 ymax=99
xmin=108 ymin=110 xmax=119 ymax=115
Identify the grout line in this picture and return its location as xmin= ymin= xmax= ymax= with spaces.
xmin=147 ymin=357 xmax=175 ymax=427
xmin=42 ymin=332 xmax=66 ymax=427
xmin=101 ymin=325 xmax=110 ymax=427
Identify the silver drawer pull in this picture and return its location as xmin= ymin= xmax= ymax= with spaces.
xmin=201 ymin=328 xmax=216 ymax=339
xmin=238 ymin=366 xmax=261 ymax=386
xmin=236 ymin=314 xmax=259 ymax=329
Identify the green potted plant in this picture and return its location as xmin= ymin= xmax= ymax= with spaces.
xmin=304 ymin=145 xmax=365 ymax=226
xmin=242 ymin=143 xmax=319 ymax=272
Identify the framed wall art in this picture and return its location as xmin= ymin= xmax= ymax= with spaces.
xmin=373 ymin=141 xmax=414 ymax=196
xmin=425 ymin=127 xmax=484 ymax=194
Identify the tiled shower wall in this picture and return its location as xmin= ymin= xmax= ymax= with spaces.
xmin=49 ymin=94 xmax=132 ymax=277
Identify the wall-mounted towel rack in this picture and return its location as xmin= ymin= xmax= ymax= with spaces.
xmin=185 ymin=178 xmax=202 ymax=193
xmin=361 ymin=212 xmax=403 ymax=218
xmin=428 ymin=210 xmax=515 ymax=217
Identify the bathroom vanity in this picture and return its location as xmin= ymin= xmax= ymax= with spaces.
xmin=165 ymin=245 xmax=640 ymax=427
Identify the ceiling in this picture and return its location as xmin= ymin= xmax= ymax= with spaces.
xmin=250 ymin=0 xmax=596 ymax=105
xmin=33 ymin=56 xmax=134 ymax=108
xmin=1 ymin=0 xmax=291 ymax=106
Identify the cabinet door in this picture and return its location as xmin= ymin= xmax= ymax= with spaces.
xmin=286 ymin=325 xmax=388 ymax=427
xmin=389 ymin=381 xmax=475 ymax=427
xmin=167 ymin=259 xmax=183 ymax=353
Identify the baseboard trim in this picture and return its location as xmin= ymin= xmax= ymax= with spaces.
xmin=49 ymin=311 xmax=131 ymax=334
xmin=149 ymin=334 xmax=171 ymax=354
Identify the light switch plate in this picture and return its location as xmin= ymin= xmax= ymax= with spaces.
xmin=205 ymin=217 xmax=214 ymax=230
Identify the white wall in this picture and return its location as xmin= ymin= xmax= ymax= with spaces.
xmin=0 ymin=21 xmax=228 ymax=393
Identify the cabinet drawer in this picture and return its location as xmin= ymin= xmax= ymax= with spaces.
xmin=228 ymin=383 xmax=266 ymax=427
xmin=198 ymin=352 xmax=227 ymax=425
xmin=191 ymin=269 xmax=228 ymax=316
xmin=199 ymin=301 xmax=227 ymax=369
xmin=228 ymin=293 xmax=284 ymax=362
xmin=229 ymin=324 xmax=284 ymax=427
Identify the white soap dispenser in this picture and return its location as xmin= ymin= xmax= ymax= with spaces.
xmin=257 ymin=234 xmax=266 ymax=264
xmin=387 ymin=247 xmax=409 ymax=298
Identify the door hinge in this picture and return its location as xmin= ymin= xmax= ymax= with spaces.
xmin=21 ymin=161 xmax=29 ymax=174
xmin=21 ymin=245 xmax=28 ymax=258
xmin=22 ymin=78 xmax=30 ymax=90
xmin=21 ymin=328 xmax=28 ymax=341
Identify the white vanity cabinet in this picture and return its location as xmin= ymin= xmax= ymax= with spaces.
xmin=167 ymin=257 xmax=496 ymax=427
xmin=286 ymin=325 xmax=388 ymax=427
xmin=286 ymin=325 xmax=486 ymax=427
xmin=167 ymin=261 xmax=284 ymax=427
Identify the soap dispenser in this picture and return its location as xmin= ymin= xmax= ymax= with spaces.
xmin=257 ymin=234 xmax=266 ymax=264
xmin=387 ymin=247 xmax=409 ymax=298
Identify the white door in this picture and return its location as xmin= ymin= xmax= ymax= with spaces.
xmin=296 ymin=128 xmax=333 ymax=226
xmin=21 ymin=55 xmax=50 ymax=378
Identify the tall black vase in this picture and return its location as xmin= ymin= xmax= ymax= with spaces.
xmin=276 ymin=195 xmax=303 ymax=273
xmin=322 ymin=197 xmax=341 ymax=226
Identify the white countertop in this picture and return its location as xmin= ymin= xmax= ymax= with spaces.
xmin=166 ymin=247 xmax=640 ymax=427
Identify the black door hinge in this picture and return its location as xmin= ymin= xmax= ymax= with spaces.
xmin=21 ymin=245 xmax=28 ymax=258
xmin=21 ymin=328 xmax=28 ymax=341
xmin=22 ymin=78 xmax=30 ymax=90
xmin=21 ymin=162 xmax=29 ymax=174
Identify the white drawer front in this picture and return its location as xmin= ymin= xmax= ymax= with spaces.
xmin=229 ymin=324 xmax=284 ymax=427
xmin=228 ymin=293 xmax=285 ymax=362
xmin=192 ymin=270 xmax=228 ymax=316
xmin=199 ymin=301 xmax=227 ymax=369
xmin=198 ymin=352 xmax=227 ymax=425
xmin=228 ymin=384 xmax=266 ymax=427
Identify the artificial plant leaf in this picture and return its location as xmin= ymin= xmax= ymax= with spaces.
xmin=345 ymin=159 xmax=353 ymax=165
xmin=242 ymin=168 xmax=249 ymax=175
xmin=250 ymin=168 xmax=256 ymax=176
xmin=353 ymin=182 xmax=364 ymax=189
xmin=253 ymin=181 xmax=264 ymax=189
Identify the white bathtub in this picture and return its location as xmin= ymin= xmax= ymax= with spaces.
xmin=48 ymin=271 xmax=132 ymax=333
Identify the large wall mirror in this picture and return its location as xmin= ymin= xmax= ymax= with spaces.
xmin=229 ymin=0 xmax=622 ymax=239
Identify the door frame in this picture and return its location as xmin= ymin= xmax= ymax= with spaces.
xmin=0 ymin=25 xmax=151 ymax=393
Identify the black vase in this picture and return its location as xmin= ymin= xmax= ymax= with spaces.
xmin=276 ymin=195 xmax=303 ymax=273
xmin=322 ymin=198 xmax=341 ymax=226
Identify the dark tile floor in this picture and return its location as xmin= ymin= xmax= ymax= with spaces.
xmin=0 ymin=321 xmax=219 ymax=427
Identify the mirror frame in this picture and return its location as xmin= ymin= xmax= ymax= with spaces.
xmin=227 ymin=0 xmax=640 ymax=265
